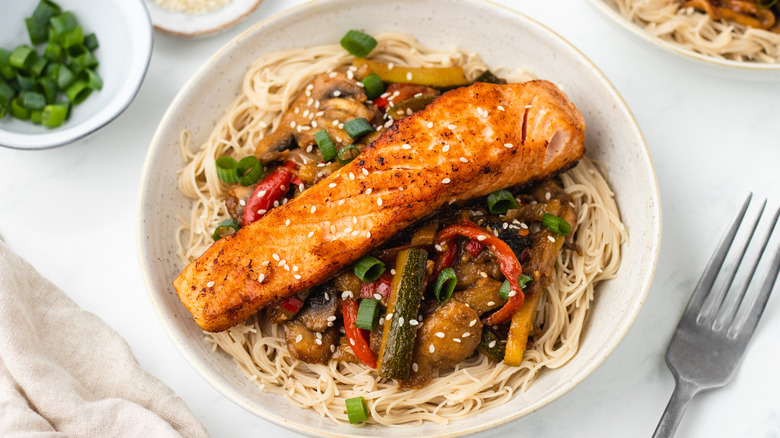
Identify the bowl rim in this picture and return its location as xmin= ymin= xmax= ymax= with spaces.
xmin=137 ymin=0 xmax=662 ymax=435
xmin=142 ymin=0 xmax=265 ymax=38
xmin=0 ymin=0 xmax=153 ymax=150
xmin=588 ymin=0 xmax=780 ymax=76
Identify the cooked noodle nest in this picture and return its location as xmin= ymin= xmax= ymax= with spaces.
xmin=175 ymin=33 xmax=626 ymax=426
xmin=608 ymin=0 xmax=780 ymax=63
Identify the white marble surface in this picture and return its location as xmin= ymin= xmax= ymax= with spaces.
xmin=1 ymin=1 xmax=778 ymax=437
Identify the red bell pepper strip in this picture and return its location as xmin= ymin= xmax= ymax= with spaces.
xmin=436 ymin=220 xmax=524 ymax=326
xmin=465 ymin=239 xmax=484 ymax=257
xmin=360 ymin=272 xmax=393 ymax=299
xmin=241 ymin=161 xmax=297 ymax=227
xmin=341 ymin=299 xmax=377 ymax=368
xmin=280 ymin=296 xmax=304 ymax=314
xmin=432 ymin=238 xmax=458 ymax=280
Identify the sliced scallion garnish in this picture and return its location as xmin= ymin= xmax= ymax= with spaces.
xmin=344 ymin=117 xmax=373 ymax=139
xmin=65 ymin=79 xmax=90 ymax=104
xmin=314 ymin=129 xmax=337 ymax=161
xmin=353 ymin=256 xmax=386 ymax=283
xmin=236 ymin=156 xmax=263 ymax=186
xmin=433 ymin=267 xmax=457 ymax=302
xmin=41 ymin=103 xmax=67 ymax=127
xmin=21 ymin=91 xmax=46 ymax=110
xmin=9 ymin=46 xmax=36 ymax=70
xmin=542 ymin=213 xmax=571 ymax=236
xmin=340 ymin=30 xmax=377 ymax=58
xmin=345 ymin=396 xmax=369 ymax=424
xmin=212 ymin=218 xmax=241 ymax=241
xmin=361 ymin=73 xmax=384 ymax=100
xmin=486 ymin=189 xmax=517 ymax=215
xmin=215 ymin=156 xmax=239 ymax=184
xmin=336 ymin=144 xmax=361 ymax=165
xmin=355 ymin=298 xmax=380 ymax=330
xmin=519 ymin=274 xmax=532 ymax=289
xmin=498 ymin=274 xmax=532 ymax=300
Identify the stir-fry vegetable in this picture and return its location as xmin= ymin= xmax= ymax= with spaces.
xmin=353 ymin=58 xmax=470 ymax=88
xmin=241 ymin=161 xmax=296 ymax=226
xmin=341 ymin=299 xmax=377 ymax=368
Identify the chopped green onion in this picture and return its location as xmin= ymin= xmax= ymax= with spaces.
xmin=0 ymin=81 xmax=15 ymax=106
xmin=10 ymin=46 xmax=36 ymax=70
xmin=26 ymin=18 xmax=48 ymax=45
xmin=212 ymin=219 xmax=241 ymax=241
xmin=56 ymin=64 xmax=74 ymax=89
xmin=542 ymin=213 xmax=571 ymax=236
xmin=44 ymin=41 xmax=62 ymax=61
xmin=42 ymin=103 xmax=67 ymax=127
xmin=84 ymin=33 xmax=99 ymax=51
xmin=21 ymin=91 xmax=46 ymax=110
xmin=61 ymin=26 xmax=84 ymax=49
xmin=355 ymin=299 xmax=380 ymax=330
xmin=30 ymin=110 xmax=43 ymax=124
xmin=519 ymin=274 xmax=532 ymax=289
xmin=353 ymin=256 xmax=385 ymax=283
xmin=433 ymin=267 xmax=457 ymax=302
xmin=345 ymin=396 xmax=369 ymax=424
xmin=85 ymin=69 xmax=102 ymax=90
xmin=0 ymin=49 xmax=15 ymax=80
xmin=29 ymin=57 xmax=48 ymax=77
xmin=237 ymin=155 xmax=263 ymax=186
xmin=66 ymin=44 xmax=86 ymax=58
xmin=50 ymin=12 xmax=78 ymax=35
xmin=65 ymin=79 xmax=90 ymax=104
xmin=361 ymin=73 xmax=384 ymax=100
xmin=313 ymin=129 xmax=337 ymax=161
xmin=33 ymin=0 xmax=62 ymax=24
xmin=340 ymin=30 xmax=377 ymax=58
xmin=16 ymin=72 xmax=36 ymax=91
xmin=486 ymin=189 xmax=517 ymax=215
xmin=336 ymin=144 xmax=361 ymax=165
xmin=215 ymin=156 xmax=239 ymax=184
xmin=11 ymin=98 xmax=30 ymax=120
xmin=498 ymin=274 xmax=533 ymax=300
xmin=344 ymin=117 xmax=373 ymax=139
xmin=75 ymin=51 xmax=98 ymax=69
xmin=38 ymin=77 xmax=57 ymax=103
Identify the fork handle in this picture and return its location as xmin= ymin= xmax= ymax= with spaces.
xmin=652 ymin=378 xmax=700 ymax=438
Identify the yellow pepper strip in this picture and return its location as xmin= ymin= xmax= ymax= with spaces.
xmin=353 ymin=58 xmax=470 ymax=88
xmin=503 ymin=289 xmax=542 ymax=366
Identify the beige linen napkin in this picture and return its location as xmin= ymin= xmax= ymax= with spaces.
xmin=0 ymin=240 xmax=210 ymax=437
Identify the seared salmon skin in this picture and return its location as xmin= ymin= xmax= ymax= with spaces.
xmin=174 ymin=80 xmax=585 ymax=332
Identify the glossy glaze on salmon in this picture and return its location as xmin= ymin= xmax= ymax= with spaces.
xmin=174 ymin=80 xmax=585 ymax=332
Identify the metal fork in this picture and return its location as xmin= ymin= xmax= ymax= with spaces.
xmin=652 ymin=194 xmax=780 ymax=438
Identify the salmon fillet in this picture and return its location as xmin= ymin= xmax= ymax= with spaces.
xmin=174 ymin=80 xmax=585 ymax=332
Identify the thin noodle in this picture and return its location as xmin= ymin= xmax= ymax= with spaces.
xmin=176 ymin=33 xmax=625 ymax=425
xmin=608 ymin=0 xmax=780 ymax=63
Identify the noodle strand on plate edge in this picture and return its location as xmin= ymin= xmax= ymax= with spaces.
xmin=175 ymin=33 xmax=626 ymax=426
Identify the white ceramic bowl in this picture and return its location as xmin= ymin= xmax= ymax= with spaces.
xmin=142 ymin=0 xmax=264 ymax=37
xmin=589 ymin=0 xmax=780 ymax=81
xmin=0 ymin=0 xmax=152 ymax=150
xmin=138 ymin=0 xmax=661 ymax=435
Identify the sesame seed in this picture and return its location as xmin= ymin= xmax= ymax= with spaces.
xmin=294 ymin=107 xmax=300 ymax=114
xmin=308 ymin=231 xmax=315 ymax=238
xmin=303 ymin=110 xmax=309 ymax=117
xmin=290 ymin=121 xmax=296 ymax=128
xmin=333 ymin=90 xmax=341 ymax=97
xmin=379 ymin=318 xmax=384 ymax=326
xmin=294 ymin=274 xmax=301 ymax=279
xmin=520 ymin=222 xmax=529 ymax=229
xmin=545 ymin=192 xmax=551 ymax=200
xmin=374 ymin=293 xmax=382 ymax=300
xmin=509 ymin=290 xmax=517 ymax=297
xmin=385 ymin=313 xmax=393 ymax=321
xmin=338 ymin=199 xmax=346 ymax=206
xmin=330 ymin=225 xmax=336 ymax=233
xmin=329 ymin=71 xmax=337 ymax=78
xmin=258 ymin=274 xmax=265 ymax=282
xmin=390 ymin=269 xmax=396 ymax=275
xmin=402 ymin=144 xmax=411 ymax=150
xmin=498 ymin=105 xmax=505 ymax=111
xmin=503 ymin=222 xmax=509 ymax=229
xmin=311 ymin=206 xmax=316 ymax=214
xmin=453 ymin=338 xmax=462 ymax=343
xmin=504 ymin=143 xmax=513 ymax=148
xmin=412 ymin=363 xmax=419 ymax=372
xmin=257 ymin=190 xmax=267 ymax=198
xmin=442 ymin=145 xmax=450 ymax=152
xmin=332 ymin=120 xmax=339 ymax=126
xmin=352 ymin=216 xmax=357 ymax=224
xmin=314 ymin=101 xmax=320 ymax=108
xmin=262 ymin=261 xmax=270 ymax=266
xmin=442 ymin=178 xmax=451 ymax=184
xmin=239 ymin=199 xmax=246 ymax=206
xmin=330 ymin=344 xmax=336 ymax=352
xmin=351 ymin=230 xmax=360 ymax=236
xmin=435 ymin=244 xmax=443 ymax=252
xmin=548 ymin=235 xmax=556 ymax=243
xmin=285 ymin=219 xmax=291 ymax=226
xmin=296 ymin=334 xmax=303 ymax=343
xmin=311 ymin=121 xmax=318 ymax=128
xmin=327 ymin=315 xmax=337 ymax=322
xmin=388 ymin=62 xmax=394 ymax=70
xmin=365 ymin=188 xmax=372 ymax=195
xmin=480 ymin=272 xmax=488 ymax=278
xmin=469 ymin=319 xmax=477 ymax=327
xmin=429 ymin=345 xmax=435 ymax=353
xmin=350 ymin=338 xmax=355 ymax=346
xmin=324 ymin=292 xmax=330 ymax=300
xmin=435 ymin=332 xmax=445 ymax=338
xmin=273 ymin=200 xmax=280 ymax=208
xmin=377 ymin=198 xmax=383 ymax=206
xmin=406 ymin=72 xmax=412 ymax=80
xmin=448 ymin=124 xmax=456 ymax=130
xmin=292 ymin=265 xmax=299 ymax=272
xmin=399 ymin=317 xmax=405 ymax=326
xmin=329 ymin=182 xmax=337 ymax=188
xmin=272 ymin=253 xmax=280 ymax=261
xmin=462 ymin=332 xmax=471 ymax=338
xmin=487 ymin=301 xmax=495 ymax=306
xmin=298 ymin=183 xmax=305 ymax=191
xmin=477 ymin=235 xmax=487 ymax=241
xmin=347 ymin=70 xmax=354 ymax=79
xmin=427 ymin=121 xmax=433 ymax=128
xmin=278 ymin=259 xmax=286 ymax=266
xmin=349 ymin=172 xmax=355 ymax=180
xmin=345 ymin=227 xmax=352 ymax=233
xmin=410 ymin=319 xmax=419 ymax=326
xmin=366 ymin=231 xmax=371 ymax=238
xmin=460 ymin=157 xmax=468 ymax=163
xmin=362 ymin=168 xmax=369 ymax=176
xmin=206 ymin=281 xmax=215 ymax=287
xmin=314 ymin=338 xmax=322 ymax=345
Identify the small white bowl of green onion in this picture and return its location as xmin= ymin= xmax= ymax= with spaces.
xmin=0 ymin=0 xmax=152 ymax=149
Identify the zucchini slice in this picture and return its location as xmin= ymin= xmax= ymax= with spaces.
xmin=377 ymin=248 xmax=428 ymax=380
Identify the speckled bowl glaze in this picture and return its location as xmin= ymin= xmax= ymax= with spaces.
xmin=589 ymin=0 xmax=780 ymax=81
xmin=0 ymin=0 xmax=152 ymax=149
xmin=137 ymin=0 xmax=661 ymax=436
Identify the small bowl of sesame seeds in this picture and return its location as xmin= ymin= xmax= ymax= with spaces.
xmin=142 ymin=0 xmax=264 ymax=37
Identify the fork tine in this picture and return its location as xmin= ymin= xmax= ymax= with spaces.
xmin=683 ymin=194 xmax=752 ymax=319
xmin=717 ymin=206 xmax=780 ymax=331
xmin=729 ymin=208 xmax=780 ymax=340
